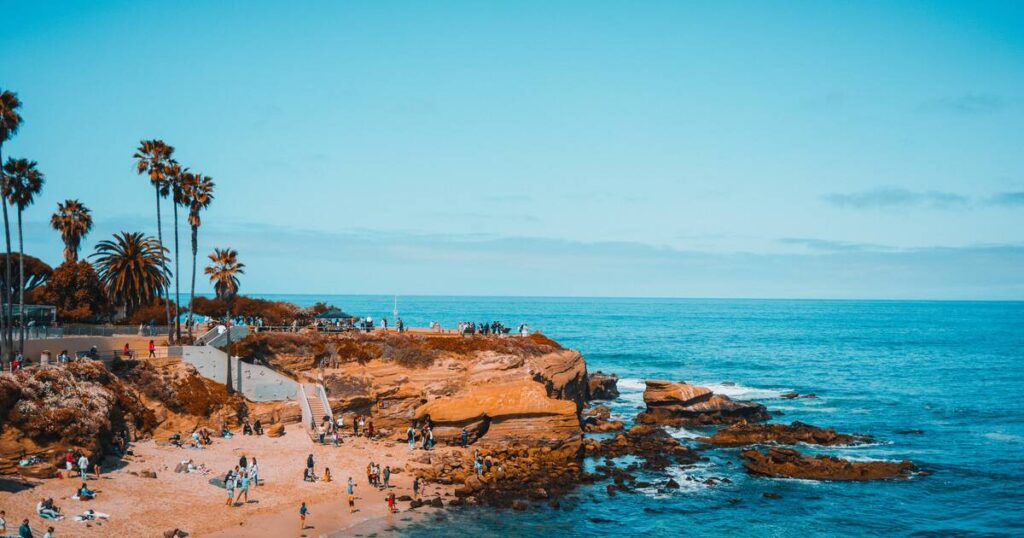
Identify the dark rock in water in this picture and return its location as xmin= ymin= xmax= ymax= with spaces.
xmin=409 ymin=499 xmax=425 ymax=509
xmin=583 ymin=425 xmax=700 ymax=470
xmin=635 ymin=481 xmax=652 ymax=488
xmin=801 ymin=394 xmax=818 ymax=399
xmin=605 ymin=484 xmax=617 ymax=496
xmin=590 ymin=517 xmax=616 ymax=524
xmin=429 ymin=497 xmax=445 ymax=508
xmin=895 ymin=429 xmax=924 ymax=435
xmin=740 ymin=447 xmax=917 ymax=481
xmin=635 ymin=380 xmax=769 ymax=426
xmin=763 ymin=492 xmax=782 ymax=499
xmin=548 ymin=499 xmax=560 ymax=509
xmin=512 ymin=500 xmax=529 ymax=511
xmin=771 ymin=410 xmax=785 ymax=416
xmin=722 ymin=381 xmax=736 ymax=386
xmin=780 ymin=392 xmax=799 ymax=399
xmin=697 ymin=421 xmax=872 ymax=446
xmin=664 ymin=478 xmax=680 ymax=489
xmin=643 ymin=507 xmax=662 ymax=514
xmin=447 ymin=498 xmax=463 ymax=507
xmin=588 ymin=372 xmax=620 ymax=400
xmin=728 ymin=498 xmax=741 ymax=505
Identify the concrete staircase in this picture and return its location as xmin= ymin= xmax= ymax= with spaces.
xmin=301 ymin=383 xmax=333 ymax=442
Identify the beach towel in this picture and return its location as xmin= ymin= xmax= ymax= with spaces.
xmin=74 ymin=510 xmax=109 ymax=522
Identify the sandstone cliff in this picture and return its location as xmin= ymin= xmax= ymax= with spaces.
xmin=636 ymin=379 xmax=769 ymax=426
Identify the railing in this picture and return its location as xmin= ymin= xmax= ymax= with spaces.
xmin=316 ymin=383 xmax=334 ymax=425
xmin=23 ymin=324 xmax=171 ymax=339
xmin=298 ymin=384 xmax=314 ymax=439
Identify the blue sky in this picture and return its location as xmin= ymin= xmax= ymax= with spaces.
xmin=2 ymin=1 xmax=1022 ymax=298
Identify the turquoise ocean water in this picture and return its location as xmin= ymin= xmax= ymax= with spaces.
xmin=257 ymin=295 xmax=1024 ymax=537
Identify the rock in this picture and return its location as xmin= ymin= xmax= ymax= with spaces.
xmin=740 ymin=447 xmax=917 ymax=481
xmin=409 ymin=499 xmax=424 ymax=509
xmin=780 ymin=392 xmax=799 ymax=399
xmin=140 ymin=470 xmax=158 ymax=479
xmin=588 ymin=372 xmax=620 ymax=400
xmin=583 ymin=406 xmax=611 ymax=420
xmin=635 ymin=380 xmax=769 ymax=426
xmin=429 ymin=497 xmax=444 ymax=508
xmin=398 ymin=495 xmax=412 ymax=501
xmin=801 ymin=393 xmax=817 ymax=399
xmin=584 ymin=425 xmax=699 ymax=470
xmin=605 ymin=484 xmax=617 ymax=496
xmin=896 ymin=429 xmax=924 ymax=435
xmin=763 ymin=492 xmax=782 ymax=499
xmin=697 ymin=421 xmax=872 ymax=446
xmin=664 ymin=478 xmax=680 ymax=489
xmin=512 ymin=500 xmax=529 ymax=511
xmin=18 ymin=464 xmax=56 ymax=480
xmin=267 ymin=424 xmax=285 ymax=437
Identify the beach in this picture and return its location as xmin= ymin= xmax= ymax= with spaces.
xmin=1 ymin=423 xmax=449 ymax=537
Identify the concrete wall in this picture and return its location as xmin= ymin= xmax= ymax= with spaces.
xmin=181 ymin=345 xmax=298 ymax=402
xmin=23 ymin=335 xmax=159 ymax=360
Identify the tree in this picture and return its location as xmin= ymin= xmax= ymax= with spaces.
xmin=91 ymin=232 xmax=170 ymax=316
xmin=3 ymin=158 xmax=45 ymax=353
xmin=133 ymin=139 xmax=175 ymax=341
xmin=0 ymin=89 xmax=24 ymax=367
xmin=205 ymin=248 xmax=244 ymax=394
xmin=31 ymin=260 xmax=108 ymax=323
xmin=165 ymin=160 xmax=185 ymax=343
xmin=0 ymin=254 xmax=52 ymax=298
xmin=50 ymin=199 xmax=93 ymax=263
xmin=181 ymin=172 xmax=214 ymax=338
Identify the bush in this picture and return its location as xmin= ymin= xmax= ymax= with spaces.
xmin=31 ymin=261 xmax=110 ymax=322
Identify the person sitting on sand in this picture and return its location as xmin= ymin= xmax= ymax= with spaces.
xmin=324 ymin=467 xmax=332 ymax=482
xmin=221 ymin=426 xmax=232 ymax=439
xmin=169 ymin=432 xmax=183 ymax=448
xmin=37 ymin=498 xmax=61 ymax=519
xmin=253 ymin=420 xmax=263 ymax=435
xmin=77 ymin=483 xmax=96 ymax=500
xmin=242 ymin=420 xmax=253 ymax=435
xmin=200 ymin=428 xmax=213 ymax=445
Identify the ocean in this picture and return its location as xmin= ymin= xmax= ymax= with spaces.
xmin=256 ymin=295 xmax=1024 ymax=537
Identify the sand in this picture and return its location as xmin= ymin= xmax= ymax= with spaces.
xmin=0 ymin=424 xmax=449 ymax=537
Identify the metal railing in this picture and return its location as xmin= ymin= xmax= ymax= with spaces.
xmin=23 ymin=324 xmax=171 ymax=339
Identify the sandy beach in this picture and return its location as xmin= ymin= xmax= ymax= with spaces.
xmin=0 ymin=424 xmax=449 ymax=537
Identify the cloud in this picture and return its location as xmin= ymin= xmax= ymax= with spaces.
xmin=824 ymin=188 xmax=969 ymax=209
xmin=987 ymin=191 xmax=1024 ymax=207
xmin=930 ymin=94 xmax=1009 ymax=115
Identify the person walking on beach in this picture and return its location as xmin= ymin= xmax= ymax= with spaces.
xmin=461 ymin=428 xmax=469 ymax=447
xmin=249 ymin=457 xmax=259 ymax=487
xmin=299 ymin=502 xmax=309 ymax=530
xmin=347 ymin=477 xmax=356 ymax=513
xmin=225 ymin=470 xmax=236 ymax=506
xmin=77 ymin=454 xmax=89 ymax=480
xmin=235 ymin=471 xmax=250 ymax=504
xmin=148 ymin=339 xmax=156 ymax=358
xmin=407 ymin=425 xmax=416 ymax=450
xmin=352 ymin=416 xmax=359 ymax=436
xmin=239 ymin=454 xmax=247 ymax=471
xmin=383 ymin=466 xmax=391 ymax=488
xmin=306 ymin=453 xmax=315 ymax=477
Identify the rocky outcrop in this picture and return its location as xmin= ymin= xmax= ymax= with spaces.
xmin=588 ymin=371 xmax=619 ymax=400
xmin=584 ymin=425 xmax=701 ymax=470
xmin=582 ymin=406 xmax=623 ymax=432
xmin=415 ymin=380 xmax=581 ymax=446
xmin=698 ymin=421 xmax=872 ymax=446
xmin=740 ymin=447 xmax=916 ymax=481
xmin=635 ymin=379 xmax=768 ymax=426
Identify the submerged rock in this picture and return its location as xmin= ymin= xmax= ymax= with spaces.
xmin=635 ymin=380 xmax=769 ymax=426
xmin=740 ymin=447 xmax=916 ymax=481
xmin=697 ymin=421 xmax=872 ymax=446
xmin=584 ymin=425 xmax=700 ymax=470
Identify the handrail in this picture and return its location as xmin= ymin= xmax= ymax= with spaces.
xmin=297 ymin=384 xmax=315 ymax=439
xmin=316 ymin=384 xmax=334 ymax=425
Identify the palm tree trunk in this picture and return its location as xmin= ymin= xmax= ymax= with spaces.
xmin=0 ymin=145 xmax=6 ymax=370
xmin=17 ymin=208 xmax=25 ymax=354
xmin=155 ymin=186 xmax=172 ymax=344
xmin=225 ymin=305 xmax=233 ymax=394
xmin=173 ymin=199 xmax=181 ymax=343
xmin=1 ymin=172 xmax=13 ymax=365
xmin=189 ymin=225 xmax=198 ymax=339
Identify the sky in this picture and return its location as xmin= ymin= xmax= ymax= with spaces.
xmin=2 ymin=1 xmax=1022 ymax=299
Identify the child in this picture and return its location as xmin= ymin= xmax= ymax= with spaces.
xmin=299 ymin=502 xmax=308 ymax=530
xmin=324 ymin=467 xmax=332 ymax=482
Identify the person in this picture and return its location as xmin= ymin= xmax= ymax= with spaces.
xmin=306 ymin=453 xmax=314 ymax=475
xmin=77 ymin=483 xmax=96 ymax=500
xmin=299 ymin=502 xmax=309 ymax=530
xmin=36 ymin=498 xmax=61 ymax=520
xmin=352 ymin=416 xmax=359 ymax=436
xmin=93 ymin=462 xmax=101 ymax=479
xmin=242 ymin=420 xmax=253 ymax=435
xmin=0 ymin=510 xmax=6 ymax=535
xmin=412 ymin=476 xmax=420 ymax=499
xmin=43 ymin=526 xmax=54 ymax=538
xmin=347 ymin=477 xmax=356 ymax=513
xmin=358 ymin=416 xmax=366 ymax=436
xmin=253 ymin=419 xmax=263 ymax=435
xmin=235 ymin=471 xmax=250 ymax=504
xmin=367 ymin=420 xmax=375 ymax=439
xmin=170 ymin=432 xmax=183 ymax=448
xmin=318 ymin=423 xmax=325 ymax=444
xmin=474 ymin=456 xmax=483 ymax=476
xmin=383 ymin=466 xmax=391 ymax=489
xmin=461 ymin=428 xmax=469 ymax=447
xmin=331 ymin=429 xmax=339 ymax=447
xmin=387 ymin=492 xmax=396 ymax=513
xmin=249 ymin=457 xmax=259 ymax=487
xmin=148 ymin=339 xmax=156 ymax=358
xmin=122 ymin=342 xmax=131 ymax=359
xmin=19 ymin=519 xmax=32 ymax=538
xmin=225 ymin=470 xmax=236 ymax=506
xmin=239 ymin=454 xmax=248 ymax=471
xmin=366 ymin=462 xmax=373 ymax=486
xmin=65 ymin=450 xmax=74 ymax=473
xmin=407 ymin=425 xmax=416 ymax=450
xmin=323 ymin=467 xmax=332 ymax=482
xmin=77 ymin=454 xmax=89 ymax=480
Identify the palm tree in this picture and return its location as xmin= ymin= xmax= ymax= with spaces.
xmin=165 ymin=160 xmax=185 ymax=343
xmin=134 ymin=139 xmax=175 ymax=342
xmin=181 ymin=172 xmax=214 ymax=338
xmin=91 ymin=232 xmax=170 ymax=316
xmin=50 ymin=199 xmax=93 ymax=263
xmin=205 ymin=248 xmax=244 ymax=394
xmin=0 ymin=89 xmax=24 ymax=367
xmin=3 ymin=158 xmax=44 ymax=354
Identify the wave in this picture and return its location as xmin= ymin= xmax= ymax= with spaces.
xmin=983 ymin=432 xmax=1024 ymax=443
xmin=700 ymin=382 xmax=790 ymax=400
